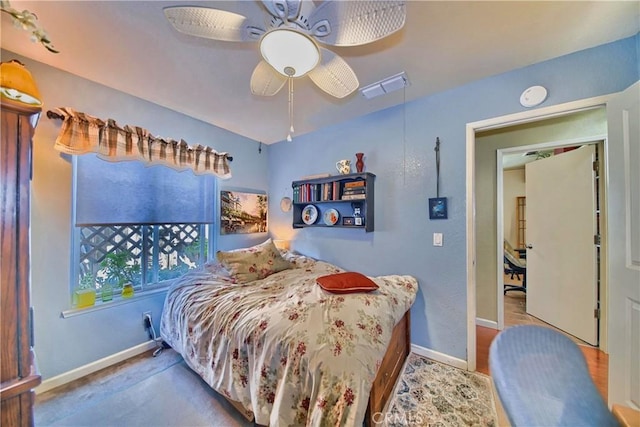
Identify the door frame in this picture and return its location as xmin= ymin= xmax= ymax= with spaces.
xmin=465 ymin=94 xmax=612 ymax=371
xmin=496 ymin=138 xmax=606 ymax=340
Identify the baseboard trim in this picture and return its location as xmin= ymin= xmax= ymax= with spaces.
xmin=476 ymin=318 xmax=498 ymax=329
xmin=410 ymin=343 xmax=468 ymax=370
xmin=35 ymin=340 xmax=157 ymax=394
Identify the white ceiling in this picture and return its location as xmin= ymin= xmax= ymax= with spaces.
xmin=2 ymin=1 xmax=638 ymax=144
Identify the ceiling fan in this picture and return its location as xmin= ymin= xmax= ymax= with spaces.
xmin=164 ymin=0 xmax=406 ymax=99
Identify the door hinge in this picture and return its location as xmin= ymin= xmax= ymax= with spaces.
xmin=594 ymin=234 xmax=601 ymax=245
xmin=594 ymin=308 xmax=601 ymax=319
xmin=592 ymin=161 xmax=599 ymax=173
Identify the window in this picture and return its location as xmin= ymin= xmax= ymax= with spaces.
xmin=71 ymin=154 xmax=216 ymax=305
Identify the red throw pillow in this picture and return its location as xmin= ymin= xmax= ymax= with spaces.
xmin=316 ymin=272 xmax=379 ymax=294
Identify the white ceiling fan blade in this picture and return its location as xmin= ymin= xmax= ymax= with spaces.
xmin=164 ymin=6 xmax=264 ymax=42
xmin=250 ymin=61 xmax=287 ymax=96
xmin=307 ymin=48 xmax=359 ymax=99
xmin=308 ymin=1 xmax=406 ymax=47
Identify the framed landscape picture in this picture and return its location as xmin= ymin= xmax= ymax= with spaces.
xmin=220 ymin=190 xmax=268 ymax=234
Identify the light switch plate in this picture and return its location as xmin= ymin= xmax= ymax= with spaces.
xmin=433 ymin=233 xmax=443 ymax=246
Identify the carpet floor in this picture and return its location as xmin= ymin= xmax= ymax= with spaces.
xmin=35 ymin=349 xmax=498 ymax=427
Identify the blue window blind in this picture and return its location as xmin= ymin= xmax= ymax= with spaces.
xmin=75 ymin=154 xmax=214 ymax=225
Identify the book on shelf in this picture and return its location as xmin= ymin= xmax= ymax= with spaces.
xmin=341 ymin=194 xmax=366 ymax=200
xmin=294 ymin=177 xmax=370 ymax=203
xmin=342 ymin=188 xmax=366 ymax=195
xmin=321 ymin=182 xmax=335 ymax=201
xmin=292 ymin=183 xmax=328 ymax=203
xmin=344 ymin=180 xmax=365 ymax=188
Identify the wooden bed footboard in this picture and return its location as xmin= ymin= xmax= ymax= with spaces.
xmin=365 ymin=310 xmax=411 ymax=427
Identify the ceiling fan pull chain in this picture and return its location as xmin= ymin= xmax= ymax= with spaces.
xmin=287 ymin=76 xmax=294 ymax=142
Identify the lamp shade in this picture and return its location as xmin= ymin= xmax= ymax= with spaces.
xmin=273 ymin=239 xmax=291 ymax=251
xmin=1 ymin=60 xmax=42 ymax=106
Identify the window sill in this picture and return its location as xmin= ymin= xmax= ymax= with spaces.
xmin=61 ymin=287 xmax=169 ymax=318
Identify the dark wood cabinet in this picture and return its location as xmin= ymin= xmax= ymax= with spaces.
xmin=1 ymin=99 xmax=42 ymax=426
xmin=292 ymin=172 xmax=375 ymax=232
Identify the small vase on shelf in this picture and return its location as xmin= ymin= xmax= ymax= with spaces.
xmin=355 ymin=152 xmax=365 ymax=173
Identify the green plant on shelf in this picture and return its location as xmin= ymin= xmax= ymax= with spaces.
xmin=100 ymin=251 xmax=140 ymax=289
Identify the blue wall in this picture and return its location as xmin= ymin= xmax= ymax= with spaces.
xmin=268 ymin=34 xmax=639 ymax=360
xmin=1 ymin=49 xmax=269 ymax=380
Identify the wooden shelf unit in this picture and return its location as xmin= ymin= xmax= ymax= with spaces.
xmin=292 ymin=172 xmax=375 ymax=232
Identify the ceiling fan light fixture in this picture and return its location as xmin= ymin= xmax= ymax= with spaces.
xmin=260 ymin=29 xmax=320 ymax=78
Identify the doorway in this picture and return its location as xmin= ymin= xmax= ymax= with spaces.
xmin=464 ymin=95 xmax=613 ymax=372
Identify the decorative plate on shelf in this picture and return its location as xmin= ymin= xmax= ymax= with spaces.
xmin=323 ymin=208 xmax=340 ymax=226
xmin=302 ymin=205 xmax=318 ymax=225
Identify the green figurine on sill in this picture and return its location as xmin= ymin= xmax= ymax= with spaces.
xmin=101 ymin=282 xmax=113 ymax=302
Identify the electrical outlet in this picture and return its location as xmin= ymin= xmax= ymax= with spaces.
xmin=142 ymin=311 xmax=152 ymax=328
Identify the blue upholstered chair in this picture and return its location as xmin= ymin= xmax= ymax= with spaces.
xmin=489 ymin=325 xmax=619 ymax=427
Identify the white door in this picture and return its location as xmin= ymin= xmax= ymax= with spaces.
xmin=525 ymin=145 xmax=598 ymax=345
xmin=606 ymin=81 xmax=640 ymax=409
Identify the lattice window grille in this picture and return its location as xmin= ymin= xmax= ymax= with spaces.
xmin=78 ymin=223 xmax=207 ymax=289
xmin=157 ymin=224 xmax=200 ymax=255
xmin=79 ymin=225 xmax=143 ymax=277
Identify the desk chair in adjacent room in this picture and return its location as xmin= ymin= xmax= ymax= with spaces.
xmin=503 ymin=244 xmax=526 ymax=294
xmin=490 ymin=325 xmax=618 ymax=427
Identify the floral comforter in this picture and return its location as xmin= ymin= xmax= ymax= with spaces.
xmin=160 ymin=253 xmax=418 ymax=426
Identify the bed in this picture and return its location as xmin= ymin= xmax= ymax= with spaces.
xmin=160 ymin=239 xmax=418 ymax=426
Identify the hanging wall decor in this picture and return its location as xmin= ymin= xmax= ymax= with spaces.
xmin=220 ymin=190 xmax=268 ymax=234
xmin=429 ymin=137 xmax=448 ymax=219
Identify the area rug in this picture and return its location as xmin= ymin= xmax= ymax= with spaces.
xmin=382 ymin=353 xmax=498 ymax=427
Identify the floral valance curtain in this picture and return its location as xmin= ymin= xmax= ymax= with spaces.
xmin=52 ymin=107 xmax=232 ymax=179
